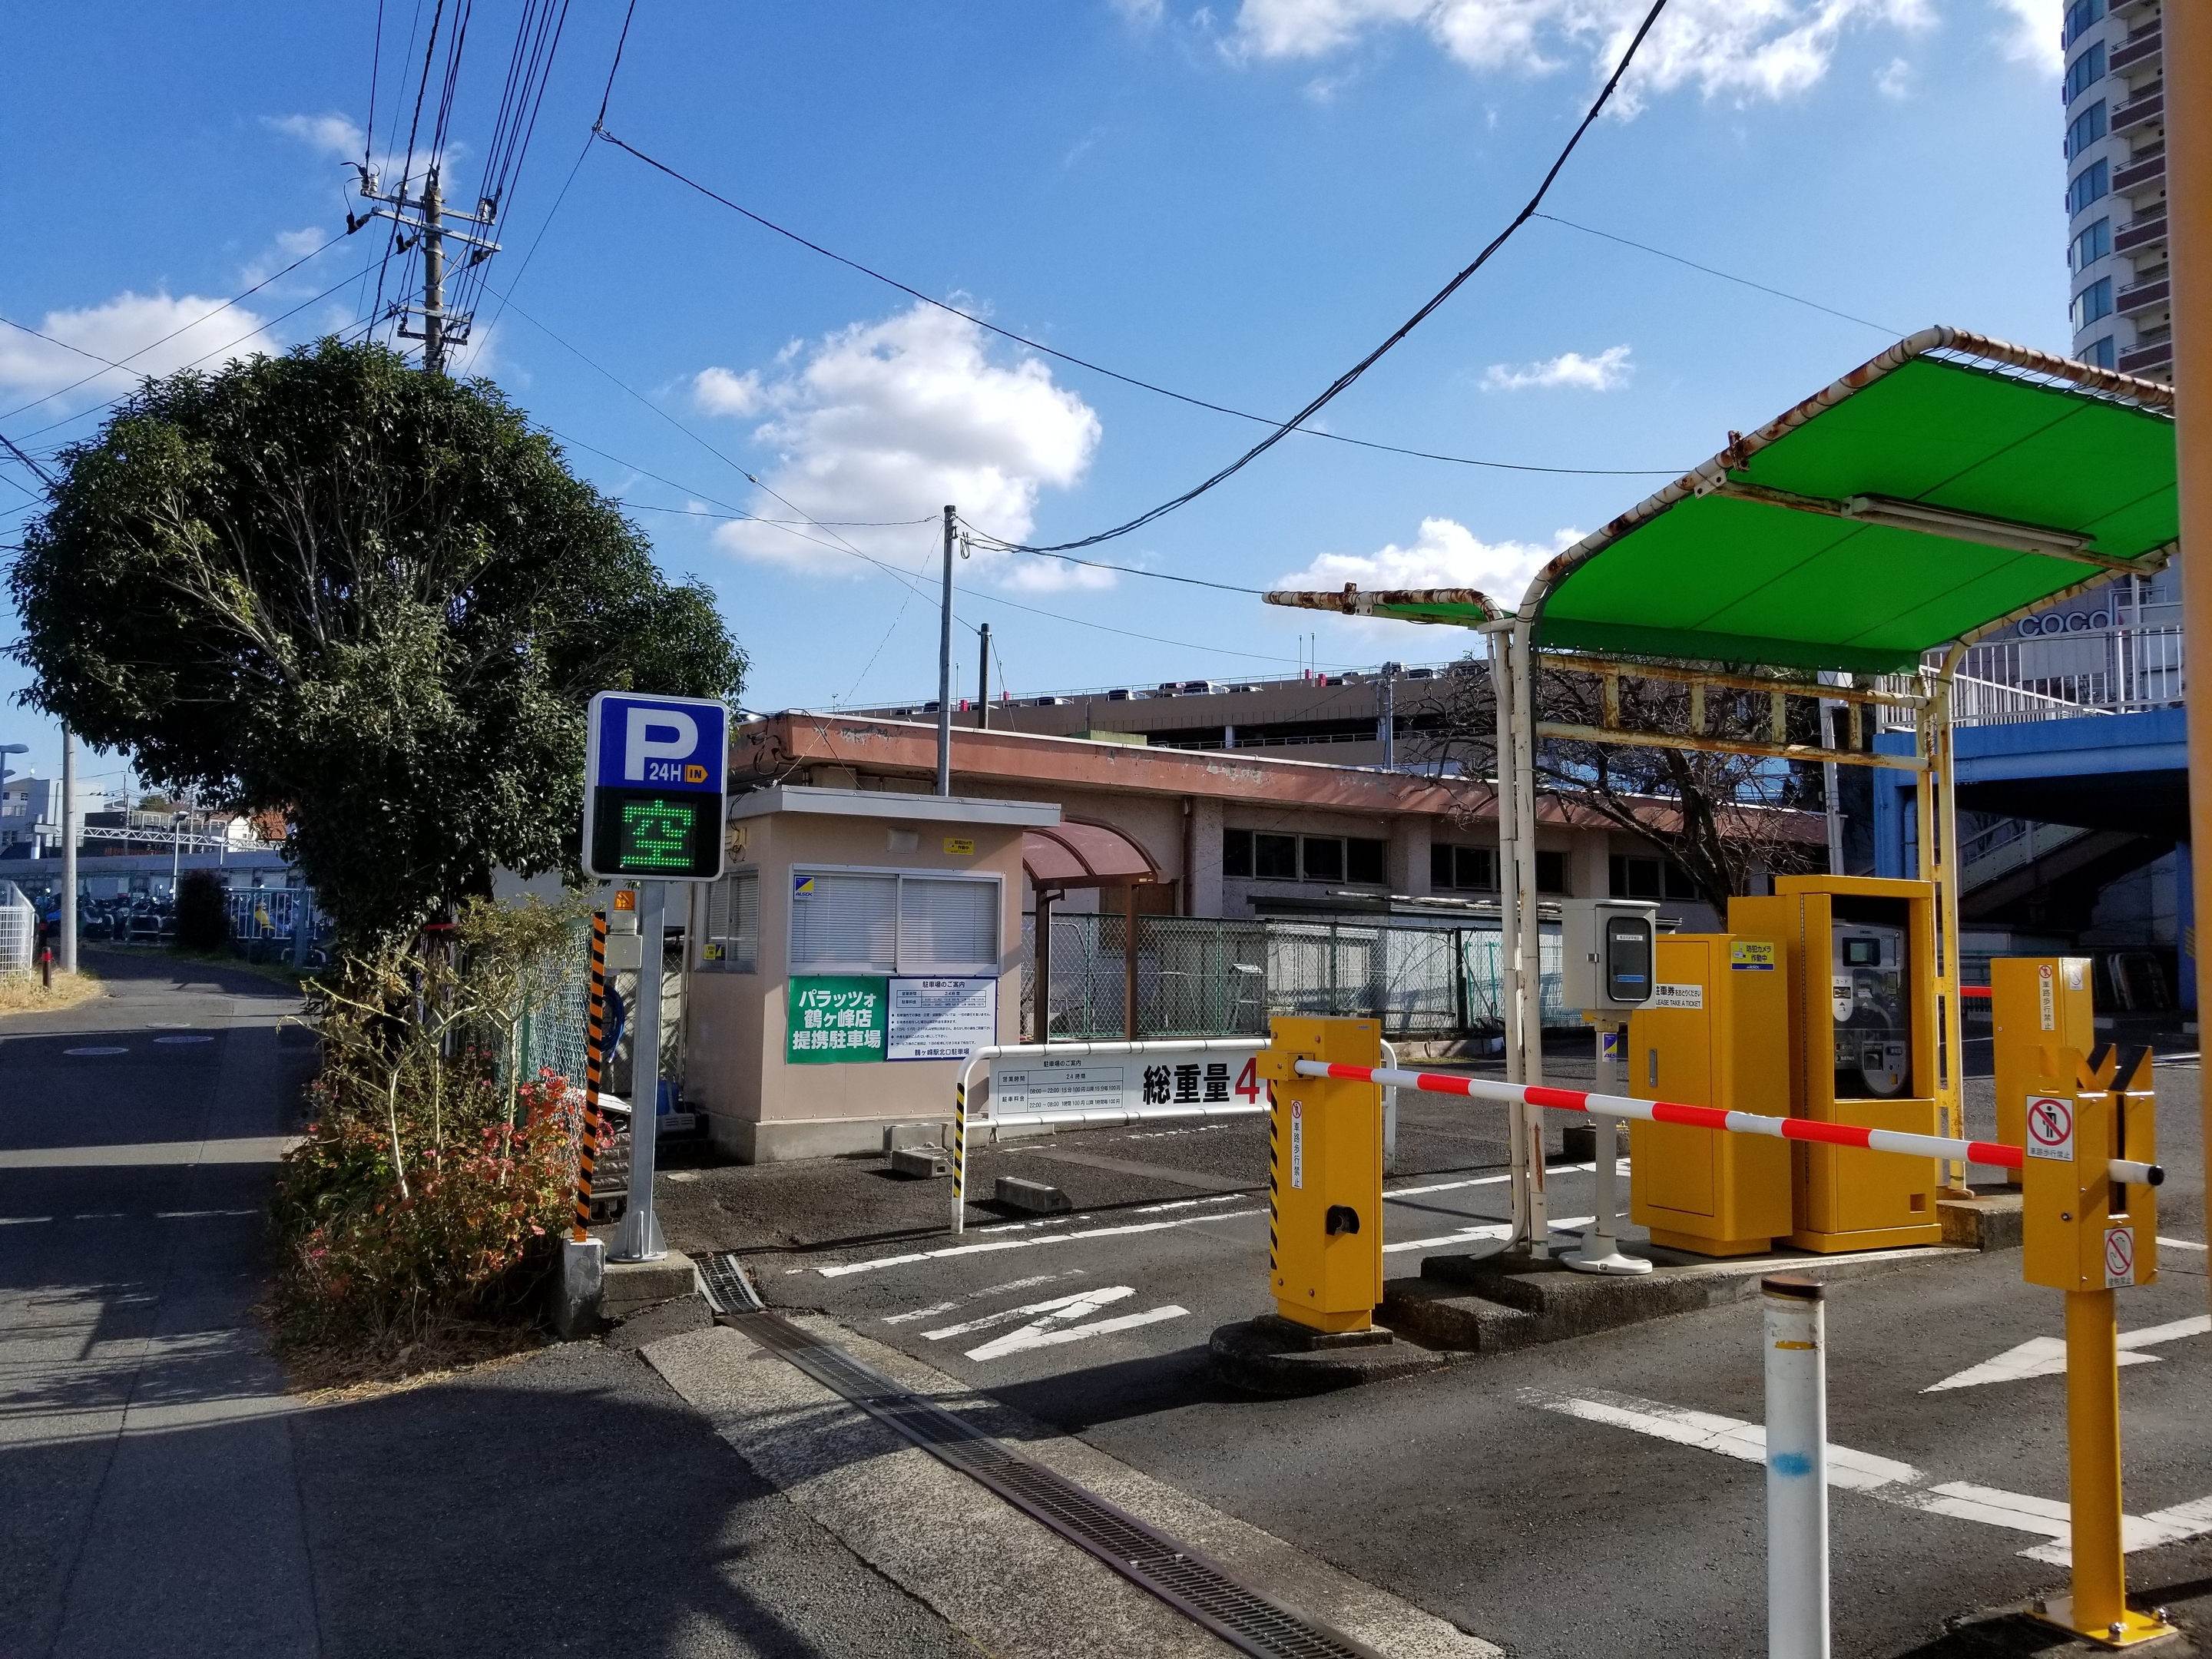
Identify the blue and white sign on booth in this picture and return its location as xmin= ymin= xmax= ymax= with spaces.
xmin=582 ymin=691 xmax=728 ymax=882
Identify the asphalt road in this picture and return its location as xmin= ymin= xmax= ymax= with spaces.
xmin=0 ymin=952 xmax=979 ymax=1659
xmin=664 ymin=1057 xmax=2212 ymax=1657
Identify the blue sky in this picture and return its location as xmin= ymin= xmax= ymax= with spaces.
xmin=1 ymin=0 xmax=2067 ymax=797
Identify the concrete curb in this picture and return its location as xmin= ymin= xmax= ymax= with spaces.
xmin=1208 ymin=1315 xmax=1457 ymax=1395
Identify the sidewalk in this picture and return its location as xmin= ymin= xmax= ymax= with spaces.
xmin=0 ymin=952 xmax=975 ymax=1659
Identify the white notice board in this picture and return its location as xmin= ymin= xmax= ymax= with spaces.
xmin=887 ymin=975 xmax=998 ymax=1061
xmin=988 ymin=1050 xmax=1264 ymax=1116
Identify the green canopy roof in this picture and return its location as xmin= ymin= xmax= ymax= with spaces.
xmin=1525 ymin=328 xmax=2177 ymax=674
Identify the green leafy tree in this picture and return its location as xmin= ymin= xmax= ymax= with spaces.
xmin=10 ymin=341 xmax=743 ymax=948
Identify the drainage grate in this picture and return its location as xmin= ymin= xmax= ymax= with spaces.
xmin=697 ymin=1253 xmax=1379 ymax=1659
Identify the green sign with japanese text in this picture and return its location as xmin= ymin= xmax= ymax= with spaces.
xmin=786 ymin=976 xmax=888 ymax=1064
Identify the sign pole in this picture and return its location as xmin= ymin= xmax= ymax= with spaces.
xmin=610 ymin=880 xmax=668 ymax=1261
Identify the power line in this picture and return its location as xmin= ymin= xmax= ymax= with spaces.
xmin=594 ymin=127 xmax=1682 ymax=481
xmin=971 ymin=0 xmax=1672 ymax=555
xmin=0 ymin=227 xmax=353 ymax=427
xmin=1532 ymin=213 xmax=1902 ymax=336
xmin=594 ymin=0 xmax=637 ymax=129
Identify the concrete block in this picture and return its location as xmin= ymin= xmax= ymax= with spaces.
xmin=552 ymin=1236 xmax=604 ymax=1339
xmin=889 ymin=1145 xmax=952 ymax=1180
xmin=1938 ymin=1189 xmax=2024 ymax=1250
xmin=882 ymin=1122 xmax=946 ymax=1154
xmin=993 ymin=1176 xmax=1071 ymax=1214
xmin=1560 ymin=1121 xmax=1626 ymax=1165
xmin=602 ymin=1249 xmax=700 ymax=1321
xmin=1209 ymin=1313 xmax=1453 ymax=1395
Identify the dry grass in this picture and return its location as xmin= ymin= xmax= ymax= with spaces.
xmin=275 ymin=1312 xmax=551 ymax=1400
xmin=0 ymin=967 xmax=106 ymax=1015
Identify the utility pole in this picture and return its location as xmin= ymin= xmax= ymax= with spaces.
xmin=60 ymin=729 xmax=76 ymax=974
xmin=1377 ymin=661 xmax=1400 ymax=771
xmin=935 ymin=505 xmax=955 ymax=796
xmin=354 ymin=161 xmax=497 ymax=375
xmin=2169 ymin=0 xmax=2210 ymax=1315
xmin=975 ymin=622 xmax=992 ymax=730
xmin=421 ymin=167 xmax=446 ymax=375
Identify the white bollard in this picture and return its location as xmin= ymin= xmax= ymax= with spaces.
xmin=1566 ymin=1023 xmax=1650 ymax=1276
xmin=1763 ymin=1275 xmax=1830 ymax=1659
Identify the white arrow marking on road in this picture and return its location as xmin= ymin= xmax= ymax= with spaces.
xmin=962 ymin=1290 xmax=1188 ymax=1362
xmin=1524 ymin=1385 xmax=2212 ymax=1565
xmin=1923 ymin=1315 xmax=2211 ymax=1392
xmin=1382 ymin=1217 xmax=1594 ymax=1254
xmin=922 ymin=1285 xmax=1135 ymax=1341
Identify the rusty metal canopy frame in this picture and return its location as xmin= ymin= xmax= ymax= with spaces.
xmin=1519 ymin=326 xmax=2177 ymax=675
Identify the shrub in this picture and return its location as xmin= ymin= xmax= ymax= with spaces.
xmin=174 ymin=869 xmax=231 ymax=952
xmin=270 ymin=893 xmax=592 ymax=1356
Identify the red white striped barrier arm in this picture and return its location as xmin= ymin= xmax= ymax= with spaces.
xmin=1289 ymin=1061 xmax=2164 ymax=1187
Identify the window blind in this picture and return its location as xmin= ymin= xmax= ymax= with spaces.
xmin=897 ymin=876 xmax=998 ymax=973
xmin=790 ymin=872 xmax=898 ymax=970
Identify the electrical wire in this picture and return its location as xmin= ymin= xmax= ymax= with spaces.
xmin=595 ymin=126 xmax=1684 ymax=484
xmin=1532 ymin=213 xmax=1902 ymax=336
xmin=0 ymin=227 xmax=353 ymax=426
xmin=971 ymin=0 xmax=1672 ymax=555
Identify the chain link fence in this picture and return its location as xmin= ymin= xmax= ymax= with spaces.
xmin=1019 ymin=913 xmax=1571 ymax=1041
xmin=515 ymin=922 xmax=686 ymax=1103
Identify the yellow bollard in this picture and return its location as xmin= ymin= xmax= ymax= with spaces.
xmin=1257 ymin=1016 xmax=1385 ymax=1333
xmin=2022 ymin=1047 xmax=2172 ymax=1647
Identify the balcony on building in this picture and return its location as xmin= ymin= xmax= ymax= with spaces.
xmin=2111 ymin=86 xmax=2164 ymax=134
xmin=2109 ymin=30 xmax=2161 ymax=74
xmin=2113 ymin=147 xmax=2166 ymax=194
xmin=2118 ymin=337 xmax=2173 ymax=379
xmin=2117 ymin=273 xmax=2170 ymax=316
xmin=2114 ymin=213 xmax=2167 ymax=256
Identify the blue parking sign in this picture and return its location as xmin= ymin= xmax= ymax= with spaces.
xmin=583 ymin=692 xmax=728 ymax=881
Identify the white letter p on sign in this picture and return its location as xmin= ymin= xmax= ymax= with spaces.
xmin=624 ymin=707 xmax=698 ymax=780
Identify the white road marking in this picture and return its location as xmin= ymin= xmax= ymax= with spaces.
xmin=1382 ymin=1217 xmax=1593 ymax=1255
xmin=926 ymin=1286 xmax=1136 ymax=1341
xmin=1924 ymin=1315 xmax=2211 ymax=1392
xmin=1134 ymin=1194 xmax=1245 ymax=1214
xmin=818 ymin=1208 xmax=1265 ymax=1277
xmin=1523 ymin=1385 xmax=2212 ymax=1565
xmin=64 ymin=1047 xmax=129 ymax=1057
xmin=966 ymin=1303 xmax=1188 ymax=1362
xmin=153 ymin=1207 xmax=260 ymax=1220
xmin=882 ymin=1269 xmax=1090 ymax=1324
xmin=2160 ymin=1237 xmax=2208 ymax=1252
xmin=0 ymin=1217 xmax=53 ymax=1226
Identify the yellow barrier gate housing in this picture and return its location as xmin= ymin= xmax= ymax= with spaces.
xmin=2021 ymin=1045 xmax=2170 ymax=1648
xmin=1257 ymin=1016 xmax=1385 ymax=1333
xmin=1992 ymin=957 xmax=2096 ymax=1186
xmin=1626 ymin=932 xmax=1793 ymax=1256
xmin=1733 ymin=876 xmax=1943 ymax=1253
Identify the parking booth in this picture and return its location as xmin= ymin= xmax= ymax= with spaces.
xmin=1732 ymin=876 xmax=1945 ymax=1252
xmin=683 ymin=784 xmax=1061 ymax=1162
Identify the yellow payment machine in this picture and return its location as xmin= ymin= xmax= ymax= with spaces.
xmin=1626 ymin=932 xmax=1793 ymax=1256
xmin=1731 ymin=877 xmax=1943 ymax=1252
xmin=1992 ymin=957 xmax=2095 ymax=1186
xmin=1255 ymin=1016 xmax=1385 ymax=1333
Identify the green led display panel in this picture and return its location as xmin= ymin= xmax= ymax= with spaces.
xmin=591 ymin=788 xmax=718 ymax=879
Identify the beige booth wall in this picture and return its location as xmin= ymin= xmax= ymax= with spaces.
xmin=686 ymin=806 xmax=1030 ymax=1163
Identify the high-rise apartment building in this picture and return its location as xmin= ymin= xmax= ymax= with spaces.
xmin=2062 ymin=0 xmax=2171 ymax=379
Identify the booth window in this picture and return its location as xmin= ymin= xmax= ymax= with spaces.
xmin=790 ymin=868 xmax=998 ymax=975
xmin=1431 ymin=844 xmax=1497 ymax=891
xmin=700 ymin=869 xmax=760 ymax=972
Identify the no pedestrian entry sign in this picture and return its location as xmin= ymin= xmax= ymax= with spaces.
xmin=583 ymin=691 xmax=728 ymax=882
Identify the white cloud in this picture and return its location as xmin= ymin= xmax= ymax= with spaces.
xmin=1873 ymin=55 xmax=1912 ymax=98
xmin=1230 ymin=0 xmax=1935 ymax=108
xmin=1482 ymin=343 xmax=1632 ymax=391
xmin=1992 ymin=0 xmax=2060 ymax=73
xmin=692 ymin=365 xmax=766 ymax=417
xmin=1110 ymin=0 xmax=1167 ymax=24
xmin=267 ymin=111 xmax=365 ymax=159
xmin=1274 ymin=516 xmax=1581 ymax=617
xmin=0 ymin=291 xmax=279 ymax=406
xmin=701 ymin=303 xmax=1104 ymax=589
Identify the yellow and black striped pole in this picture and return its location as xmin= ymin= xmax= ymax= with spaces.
xmin=1267 ymin=1079 xmax=1280 ymax=1280
xmin=572 ymin=910 xmax=608 ymax=1243
xmin=952 ymin=1078 xmax=968 ymax=1234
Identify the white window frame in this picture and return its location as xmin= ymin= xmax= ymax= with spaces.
xmin=787 ymin=863 xmax=1004 ymax=977
xmin=698 ymin=866 xmax=760 ymax=973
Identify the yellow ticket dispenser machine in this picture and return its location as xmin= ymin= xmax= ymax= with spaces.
xmin=1732 ymin=876 xmax=1942 ymax=1252
xmin=1256 ymin=1016 xmax=1385 ymax=1333
xmin=1992 ymin=957 xmax=2095 ymax=1186
xmin=1626 ymin=933 xmax=1793 ymax=1256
